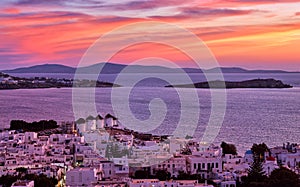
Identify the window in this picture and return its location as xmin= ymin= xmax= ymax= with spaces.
xmin=212 ymin=163 xmax=214 ymax=168
xmin=216 ymin=163 xmax=219 ymax=168
xmin=194 ymin=163 xmax=196 ymax=169
xmin=202 ymin=163 xmax=205 ymax=168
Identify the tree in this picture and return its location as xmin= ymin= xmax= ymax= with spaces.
xmin=134 ymin=170 xmax=150 ymax=179
xmin=111 ymin=144 xmax=122 ymax=158
xmin=268 ymin=167 xmax=300 ymax=187
xmin=0 ymin=175 xmax=18 ymax=187
xmin=248 ymin=159 xmax=266 ymax=182
xmin=185 ymin=135 xmax=193 ymax=139
xmin=221 ymin=142 xmax=237 ymax=155
xmin=251 ymin=143 xmax=269 ymax=162
xmin=16 ymin=167 xmax=28 ymax=177
xmin=241 ymin=159 xmax=267 ymax=187
xmin=177 ymin=170 xmax=191 ymax=180
xmin=0 ymin=174 xmax=57 ymax=187
xmin=155 ymin=170 xmax=171 ymax=181
xmin=10 ymin=120 xmax=58 ymax=132
xmin=24 ymin=174 xmax=58 ymax=187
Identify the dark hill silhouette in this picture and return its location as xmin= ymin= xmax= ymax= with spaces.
xmin=2 ymin=62 xmax=297 ymax=74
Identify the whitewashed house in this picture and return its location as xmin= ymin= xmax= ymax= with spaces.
xmin=263 ymin=156 xmax=279 ymax=176
xmin=152 ymin=156 xmax=187 ymax=178
xmin=105 ymin=114 xmax=118 ymax=127
xmin=243 ymin=150 xmax=253 ymax=164
xmin=24 ymin=132 xmax=37 ymax=143
xmin=187 ymin=155 xmax=222 ymax=179
xmin=96 ymin=114 xmax=105 ymax=129
xmin=86 ymin=115 xmax=96 ymax=131
xmin=99 ymin=160 xmax=115 ymax=179
xmin=66 ymin=168 xmax=97 ymax=187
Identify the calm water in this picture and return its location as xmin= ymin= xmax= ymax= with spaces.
xmin=1 ymin=73 xmax=300 ymax=154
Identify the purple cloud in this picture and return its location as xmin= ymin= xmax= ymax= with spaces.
xmin=180 ymin=7 xmax=255 ymax=17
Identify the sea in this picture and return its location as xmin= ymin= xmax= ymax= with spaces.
xmin=1 ymin=73 xmax=299 ymax=154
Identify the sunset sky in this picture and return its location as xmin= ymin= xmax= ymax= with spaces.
xmin=0 ymin=0 xmax=300 ymax=71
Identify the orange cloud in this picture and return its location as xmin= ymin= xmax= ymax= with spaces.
xmin=2 ymin=8 xmax=20 ymax=14
xmin=0 ymin=11 xmax=146 ymax=66
xmin=0 ymin=0 xmax=299 ymax=70
xmin=200 ymin=0 xmax=300 ymax=7
xmin=108 ymin=43 xmax=197 ymax=67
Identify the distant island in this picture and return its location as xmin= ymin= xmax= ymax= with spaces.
xmin=2 ymin=62 xmax=298 ymax=74
xmin=166 ymin=79 xmax=293 ymax=89
xmin=0 ymin=72 xmax=118 ymax=90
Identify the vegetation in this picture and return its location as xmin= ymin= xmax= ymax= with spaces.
xmin=154 ymin=170 xmax=171 ymax=181
xmin=221 ymin=141 xmax=237 ymax=155
xmin=16 ymin=167 xmax=28 ymax=177
xmin=0 ymin=174 xmax=57 ymax=187
xmin=134 ymin=170 xmax=150 ymax=179
xmin=240 ymin=167 xmax=300 ymax=187
xmin=132 ymin=169 xmax=215 ymax=185
xmin=10 ymin=120 xmax=58 ymax=132
xmin=176 ymin=171 xmax=216 ymax=185
xmin=105 ymin=143 xmax=130 ymax=159
xmin=268 ymin=167 xmax=300 ymax=187
xmin=251 ymin=143 xmax=270 ymax=162
xmin=241 ymin=158 xmax=267 ymax=187
xmin=239 ymin=143 xmax=300 ymax=187
xmin=133 ymin=169 xmax=171 ymax=181
xmin=185 ymin=135 xmax=193 ymax=139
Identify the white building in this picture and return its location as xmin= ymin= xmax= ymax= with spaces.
xmin=187 ymin=155 xmax=222 ymax=179
xmin=86 ymin=115 xmax=96 ymax=131
xmin=243 ymin=150 xmax=253 ymax=164
xmin=128 ymin=179 xmax=160 ymax=187
xmin=152 ymin=156 xmax=187 ymax=178
xmin=66 ymin=168 xmax=97 ymax=187
xmin=128 ymin=179 xmax=214 ymax=187
xmin=223 ymin=154 xmax=242 ymax=164
xmin=220 ymin=181 xmax=236 ymax=187
xmin=96 ymin=114 xmax=105 ymax=129
xmin=100 ymin=160 xmax=115 ymax=179
xmin=263 ymin=156 xmax=279 ymax=176
xmin=105 ymin=114 xmax=118 ymax=127
xmin=24 ymin=132 xmax=37 ymax=143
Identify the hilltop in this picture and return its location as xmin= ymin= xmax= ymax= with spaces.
xmin=2 ymin=63 xmax=297 ymax=74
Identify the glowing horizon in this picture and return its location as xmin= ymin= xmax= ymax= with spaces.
xmin=0 ymin=0 xmax=299 ymax=71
